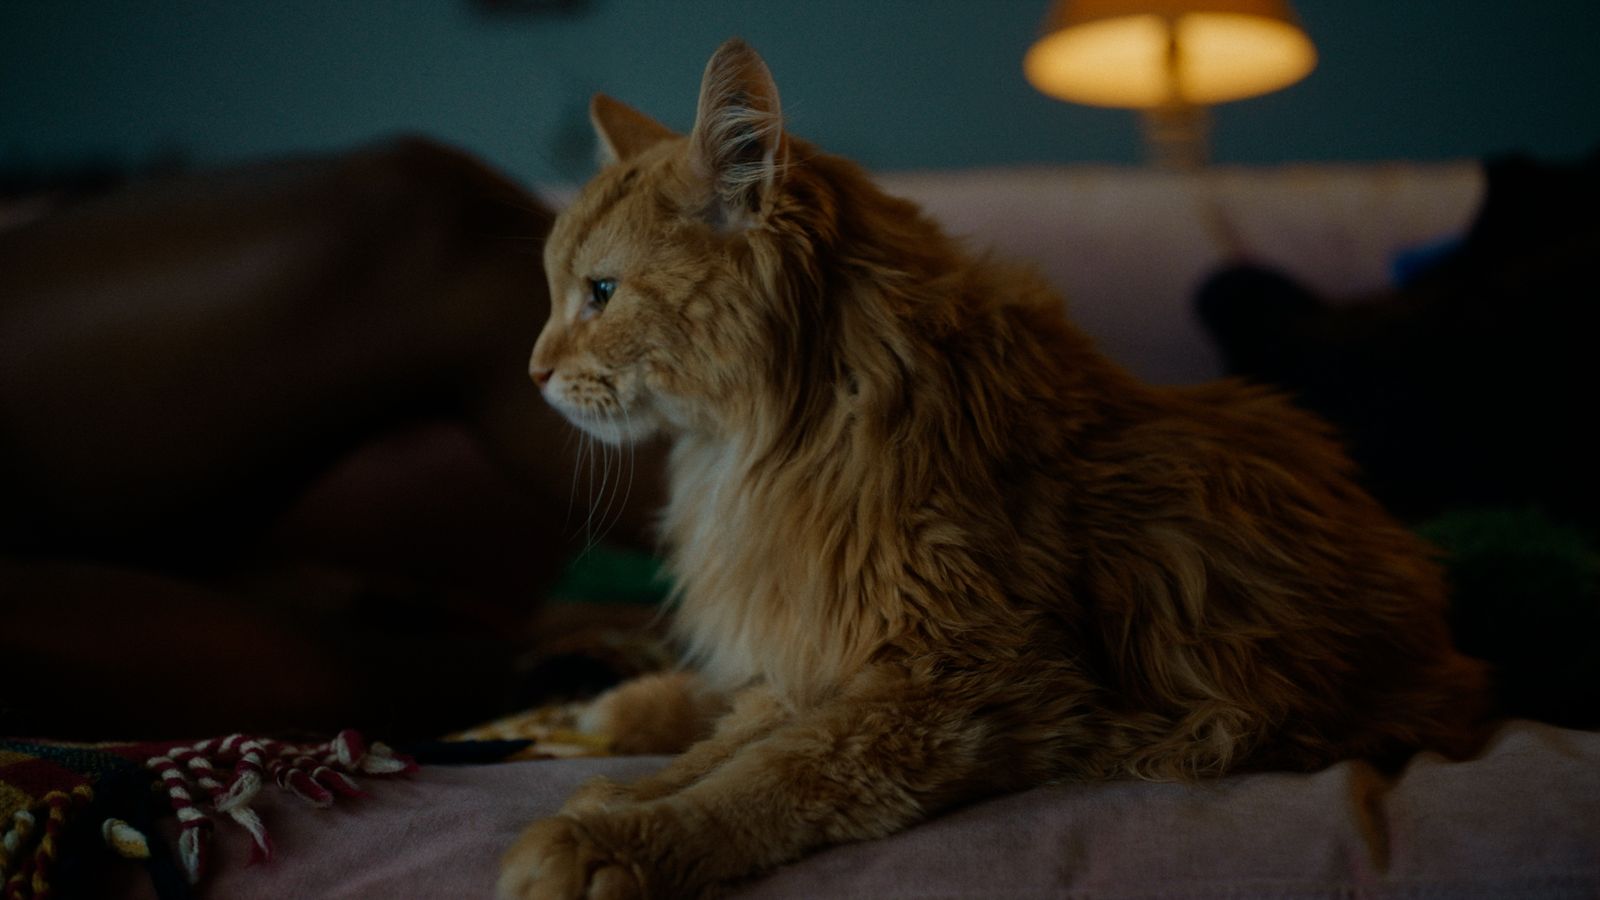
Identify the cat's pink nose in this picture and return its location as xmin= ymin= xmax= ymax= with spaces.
xmin=531 ymin=367 xmax=553 ymax=388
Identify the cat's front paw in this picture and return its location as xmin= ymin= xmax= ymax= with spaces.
xmin=498 ymin=816 xmax=645 ymax=900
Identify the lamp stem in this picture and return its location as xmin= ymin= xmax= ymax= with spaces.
xmin=1143 ymin=13 xmax=1209 ymax=170
xmin=1143 ymin=104 xmax=1210 ymax=170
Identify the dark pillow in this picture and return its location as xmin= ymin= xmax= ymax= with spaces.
xmin=1195 ymin=150 xmax=1600 ymax=528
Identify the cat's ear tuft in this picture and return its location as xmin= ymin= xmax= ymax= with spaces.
xmin=590 ymin=94 xmax=676 ymax=167
xmin=689 ymin=39 xmax=786 ymax=226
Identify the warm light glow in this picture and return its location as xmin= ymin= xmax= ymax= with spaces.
xmin=1024 ymin=6 xmax=1317 ymax=108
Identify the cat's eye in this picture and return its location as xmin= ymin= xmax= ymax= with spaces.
xmin=587 ymin=277 xmax=617 ymax=311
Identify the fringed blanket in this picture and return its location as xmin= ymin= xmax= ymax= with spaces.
xmin=0 ymin=731 xmax=412 ymax=900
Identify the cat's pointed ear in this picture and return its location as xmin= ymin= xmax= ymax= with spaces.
xmin=689 ymin=39 xmax=786 ymax=225
xmin=590 ymin=94 xmax=676 ymax=166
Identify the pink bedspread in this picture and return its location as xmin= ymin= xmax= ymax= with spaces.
xmin=112 ymin=720 xmax=1599 ymax=898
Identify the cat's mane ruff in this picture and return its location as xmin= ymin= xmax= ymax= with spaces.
xmin=664 ymin=147 xmax=1045 ymax=698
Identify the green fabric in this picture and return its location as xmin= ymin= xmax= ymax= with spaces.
xmin=1421 ymin=507 xmax=1600 ymax=727
xmin=549 ymin=545 xmax=672 ymax=605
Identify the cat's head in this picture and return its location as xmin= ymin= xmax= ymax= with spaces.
xmin=531 ymin=39 xmax=803 ymax=445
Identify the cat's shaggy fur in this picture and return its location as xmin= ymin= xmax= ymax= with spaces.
xmin=501 ymin=39 xmax=1489 ymax=900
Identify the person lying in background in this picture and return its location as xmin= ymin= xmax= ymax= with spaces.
xmin=0 ymin=138 xmax=665 ymax=741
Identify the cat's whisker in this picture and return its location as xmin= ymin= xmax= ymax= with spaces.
xmin=561 ymin=423 xmax=583 ymax=531
xmin=591 ymin=405 xmax=636 ymax=551
xmin=592 ymin=409 xmax=608 ymax=550
xmin=590 ymin=409 xmax=618 ymax=552
xmin=616 ymin=405 xmax=639 ymax=545
xmin=584 ymin=428 xmax=601 ymax=551
xmin=598 ymin=406 xmax=631 ymax=551
xmin=579 ymin=430 xmax=596 ymax=538
xmin=579 ymin=411 xmax=619 ymax=557
xmin=571 ymin=427 xmax=597 ymax=547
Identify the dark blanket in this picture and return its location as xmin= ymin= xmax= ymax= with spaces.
xmin=0 ymin=732 xmax=412 ymax=900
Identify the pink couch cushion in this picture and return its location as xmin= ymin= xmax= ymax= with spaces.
xmin=111 ymin=720 xmax=1599 ymax=898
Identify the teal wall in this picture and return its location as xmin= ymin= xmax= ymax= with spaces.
xmin=3 ymin=1 xmax=1597 ymax=185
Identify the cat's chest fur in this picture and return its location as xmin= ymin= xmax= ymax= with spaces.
xmin=660 ymin=433 xmax=887 ymax=704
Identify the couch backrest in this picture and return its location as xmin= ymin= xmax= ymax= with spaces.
xmin=880 ymin=164 xmax=1484 ymax=384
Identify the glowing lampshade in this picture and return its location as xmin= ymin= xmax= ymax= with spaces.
xmin=1024 ymin=0 xmax=1317 ymax=109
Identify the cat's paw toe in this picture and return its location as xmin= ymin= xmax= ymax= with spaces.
xmin=498 ymin=816 xmax=644 ymax=900
xmin=587 ymin=863 xmax=646 ymax=900
xmin=561 ymin=775 xmax=637 ymax=815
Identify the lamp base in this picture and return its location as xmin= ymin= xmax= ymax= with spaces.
xmin=1141 ymin=103 xmax=1211 ymax=170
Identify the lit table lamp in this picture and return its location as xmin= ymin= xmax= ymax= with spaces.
xmin=1024 ymin=0 xmax=1317 ymax=168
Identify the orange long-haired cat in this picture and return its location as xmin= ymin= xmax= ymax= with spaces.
xmin=500 ymin=39 xmax=1489 ymax=900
